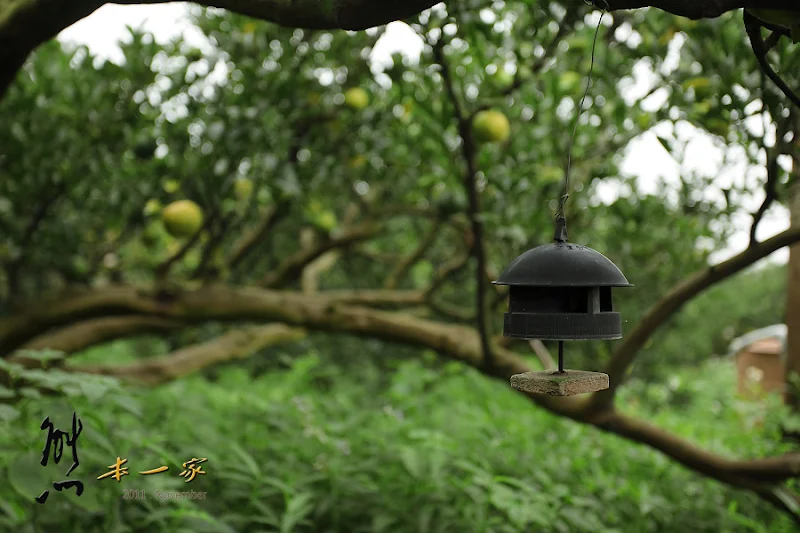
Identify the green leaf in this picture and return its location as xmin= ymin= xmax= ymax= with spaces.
xmin=7 ymin=452 xmax=49 ymax=502
xmin=0 ymin=404 xmax=21 ymax=423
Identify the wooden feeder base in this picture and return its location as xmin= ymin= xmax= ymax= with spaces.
xmin=510 ymin=370 xmax=609 ymax=396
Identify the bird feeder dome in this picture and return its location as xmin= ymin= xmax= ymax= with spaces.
xmin=494 ymin=222 xmax=632 ymax=342
xmin=495 ymin=242 xmax=632 ymax=288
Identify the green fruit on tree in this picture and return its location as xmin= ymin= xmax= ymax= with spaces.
xmin=234 ymin=178 xmax=253 ymax=200
xmin=316 ymin=211 xmax=337 ymax=231
xmin=472 ymin=110 xmax=510 ymax=143
xmin=143 ymin=198 xmax=162 ymax=216
xmin=558 ymin=71 xmax=582 ymax=93
xmin=490 ymin=68 xmax=514 ymax=89
xmin=344 ymin=88 xmax=369 ymax=110
xmin=162 ymin=200 xmax=204 ymax=238
xmin=142 ymin=223 xmax=161 ymax=246
xmin=163 ymin=179 xmax=180 ymax=193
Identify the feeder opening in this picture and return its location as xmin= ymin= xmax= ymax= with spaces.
xmin=508 ymin=286 xmax=592 ymax=314
xmin=600 ymin=286 xmax=613 ymax=312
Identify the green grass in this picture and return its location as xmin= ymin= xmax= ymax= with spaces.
xmin=0 ymin=348 xmax=796 ymax=533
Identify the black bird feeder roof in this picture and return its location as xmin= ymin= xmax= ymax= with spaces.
xmin=494 ymin=242 xmax=632 ymax=288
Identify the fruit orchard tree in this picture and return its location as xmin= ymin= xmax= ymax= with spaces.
xmin=1 ymin=0 xmax=800 ymax=98
xmin=1 ymin=0 xmax=800 ymax=522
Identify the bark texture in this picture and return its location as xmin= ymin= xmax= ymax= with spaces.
xmin=73 ymin=323 xmax=306 ymax=384
xmin=3 ymin=0 xmax=800 ymax=98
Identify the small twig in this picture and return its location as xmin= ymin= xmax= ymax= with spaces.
xmin=384 ymin=221 xmax=440 ymax=289
xmin=425 ymin=253 xmax=470 ymax=299
xmin=228 ymin=201 xmax=291 ymax=271
xmin=744 ymin=11 xmax=800 ymax=110
xmin=155 ymin=215 xmax=214 ymax=281
xmin=749 ymin=117 xmax=789 ymax=246
xmin=259 ymin=222 xmax=382 ymax=288
xmin=5 ymin=182 xmax=67 ymax=296
xmin=191 ymin=212 xmax=235 ymax=281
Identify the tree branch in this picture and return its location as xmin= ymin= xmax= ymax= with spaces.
xmin=590 ymin=408 xmax=800 ymax=486
xmin=71 ymin=323 xmax=305 ymax=385
xmin=5 ymin=181 xmax=66 ymax=296
xmin=259 ymin=222 xmax=381 ymax=288
xmin=191 ymin=211 xmax=235 ymax=281
xmin=744 ymin=11 xmax=800 ymax=110
xmin=749 ymin=128 xmax=783 ymax=246
xmin=428 ymin=297 xmax=476 ymax=322
xmin=228 ymin=202 xmax=290 ymax=271
xmin=424 ymin=252 xmax=470 ymax=297
xmin=587 ymin=226 xmax=800 ymax=414
xmin=603 ymin=0 xmax=800 ymax=20
xmin=383 ymin=221 xmax=439 ymax=289
xmin=529 ymin=339 xmax=556 ymax=370
xmin=432 ymin=36 xmax=494 ymax=369
xmin=4 ymin=0 xmax=800 ymax=101
xmin=7 ymin=315 xmax=184 ymax=365
xmin=154 ymin=216 xmax=212 ymax=281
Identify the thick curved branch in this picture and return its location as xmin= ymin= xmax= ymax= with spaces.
xmin=4 ymin=0 xmax=800 ymax=100
xmin=72 ymin=323 xmax=305 ymax=385
xmin=9 ymin=315 xmax=184 ymax=360
xmin=587 ymin=226 xmax=800 ymax=413
xmin=0 ymin=0 xmax=103 ymax=99
xmin=591 ymin=409 xmax=800 ymax=486
xmin=0 ymin=285 xmax=426 ymax=354
xmin=604 ymin=0 xmax=800 ymax=19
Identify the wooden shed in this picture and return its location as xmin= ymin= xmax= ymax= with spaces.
xmin=732 ymin=325 xmax=787 ymax=399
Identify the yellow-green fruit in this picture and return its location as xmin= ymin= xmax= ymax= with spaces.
xmin=558 ymin=71 xmax=582 ymax=93
xmin=163 ymin=179 xmax=180 ymax=193
xmin=344 ymin=88 xmax=369 ymax=110
xmin=162 ymin=200 xmax=204 ymax=238
xmin=490 ymin=69 xmax=514 ymax=89
xmin=143 ymin=198 xmax=161 ymax=216
xmin=234 ymin=178 xmax=253 ymax=200
xmin=473 ymin=110 xmax=510 ymax=143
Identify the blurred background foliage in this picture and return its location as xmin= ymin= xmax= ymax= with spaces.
xmin=0 ymin=0 xmax=798 ymax=530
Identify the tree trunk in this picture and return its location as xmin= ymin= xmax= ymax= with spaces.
xmin=786 ymin=168 xmax=800 ymax=409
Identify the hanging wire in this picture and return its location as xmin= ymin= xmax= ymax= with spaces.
xmin=555 ymin=1 xmax=608 ymax=221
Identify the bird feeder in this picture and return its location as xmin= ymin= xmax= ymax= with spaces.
xmin=494 ymin=217 xmax=632 ymax=396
